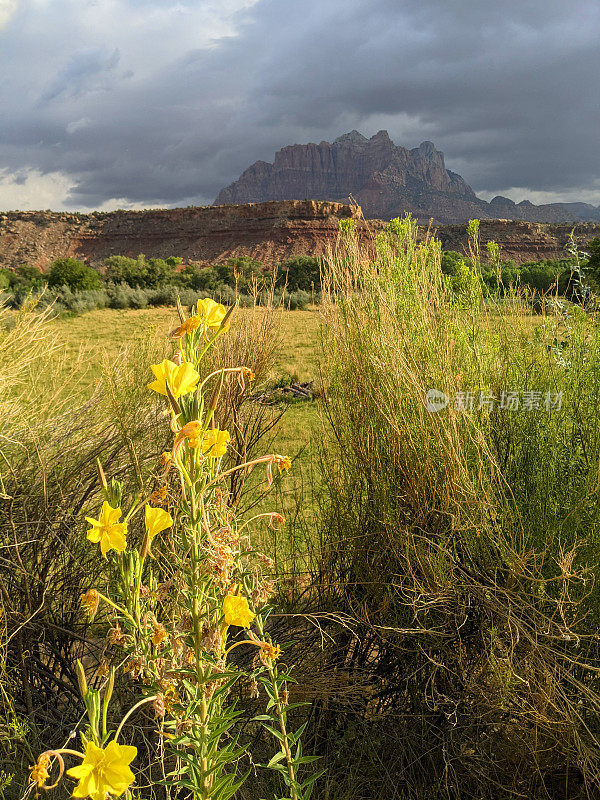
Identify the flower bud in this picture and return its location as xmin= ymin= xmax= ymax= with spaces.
xmin=75 ymin=659 xmax=88 ymax=698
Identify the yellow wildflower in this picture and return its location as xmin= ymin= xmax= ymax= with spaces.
xmin=163 ymin=684 xmax=180 ymax=714
xmin=222 ymin=594 xmax=255 ymax=628
xmin=30 ymin=754 xmax=51 ymax=788
xmin=273 ymin=454 xmax=291 ymax=473
xmin=197 ymin=298 xmax=230 ymax=331
xmin=170 ymin=315 xmax=203 ymax=339
xmin=67 ymin=740 xmax=136 ymax=800
xmin=80 ymin=589 xmax=100 ymax=618
xmin=202 ymin=428 xmax=231 ymax=459
xmin=145 ymin=505 xmax=173 ymax=541
xmin=172 ymin=420 xmax=203 ymax=459
xmin=260 ymin=642 xmax=281 ymax=663
xmin=266 ymin=454 xmax=292 ymax=486
xmin=147 ymin=360 xmax=199 ymax=399
xmin=85 ymin=502 xmax=128 ymax=557
xmin=248 ymin=632 xmax=281 ymax=665
xmin=149 ymin=485 xmax=168 ymax=505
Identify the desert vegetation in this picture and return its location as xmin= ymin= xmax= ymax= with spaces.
xmin=0 ymin=239 xmax=595 ymax=318
xmin=3 ymin=217 xmax=600 ymax=799
xmin=0 ymin=255 xmax=320 ymax=315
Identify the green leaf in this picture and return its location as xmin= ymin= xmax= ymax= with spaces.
xmin=261 ymin=723 xmax=285 ymax=742
xmin=266 ymin=751 xmax=286 ymax=769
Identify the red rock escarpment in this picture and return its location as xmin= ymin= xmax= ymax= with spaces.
xmin=0 ymin=200 xmax=365 ymax=271
xmin=1 ymin=201 xmax=600 ymax=272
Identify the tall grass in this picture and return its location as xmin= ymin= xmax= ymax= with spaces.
xmin=310 ymin=216 xmax=600 ymax=799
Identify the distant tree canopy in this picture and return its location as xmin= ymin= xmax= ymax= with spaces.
xmin=583 ymin=237 xmax=600 ymax=291
xmin=104 ymin=255 xmax=182 ymax=288
xmin=278 ymin=255 xmax=321 ymax=291
xmin=3 ymin=245 xmax=596 ymax=310
xmin=0 ymin=264 xmax=47 ymax=293
xmin=47 ymin=258 xmax=103 ymax=291
xmin=441 ymin=249 xmax=576 ymax=296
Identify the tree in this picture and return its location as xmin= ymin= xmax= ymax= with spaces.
xmin=103 ymin=255 xmax=181 ymax=288
xmin=278 ymin=255 xmax=321 ymax=291
xmin=47 ymin=258 xmax=102 ymax=291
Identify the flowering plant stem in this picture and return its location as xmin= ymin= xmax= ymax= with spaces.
xmin=30 ymin=298 xmax=315 ymax=800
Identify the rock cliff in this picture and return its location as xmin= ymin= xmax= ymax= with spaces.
xmin=1 ymin=201 xmax=599 ymax=272
xmin=0 ymin=201 xmax=363 ymax=271
xmin=214 ymin=131 xmax=600 ymax=225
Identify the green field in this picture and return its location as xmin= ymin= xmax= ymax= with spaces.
xmin=53 ymin=306 xmax=322 ymax=500
xmin=55 ymin=306 xmax=321 ymax=394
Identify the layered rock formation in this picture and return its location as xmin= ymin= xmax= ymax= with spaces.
xmin=215 ymin=131 xmax=600 ymax=225
xmin=2 ymin=201 xmax=599 ymax=272
xmin=0 ymin=201 xmax=363 ymax=271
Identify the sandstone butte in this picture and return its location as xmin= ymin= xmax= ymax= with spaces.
xmin=214 ymin=130 xmax=600 ymax=225
xmin=1 ymin=200 xmax=600 ymax=272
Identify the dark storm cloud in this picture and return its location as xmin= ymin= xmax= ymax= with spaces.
xmin=0 ymin=0 xmax=598 ymax=210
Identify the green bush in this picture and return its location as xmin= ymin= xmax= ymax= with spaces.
xmin=104 ymin=255 xmax=182 ymax=288
xmin=440 ymin=249 xmax=465 ymax=275
xmin=279 ymin=255 xmax=321 ymax=291
xmin=0 ymin=269 xmax=12 ymax=290
xmin=1 ymin=252 xmax=322 ymax=315
xmin=0 ymin=264 xmax=46 ymax=298
xmin=46 ymin=258 xmax=102 ymax=291
xmin=442 ymin=250 xmax=577 ymax=298
xmin=177 ymin=262 xmax=215 ymax=291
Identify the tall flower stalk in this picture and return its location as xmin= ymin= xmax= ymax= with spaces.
xmin=30 ymin=298 xmax=317 ymax=800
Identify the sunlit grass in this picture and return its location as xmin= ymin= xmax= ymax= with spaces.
xmin=54 ymin=306 xmax=321 ymax=395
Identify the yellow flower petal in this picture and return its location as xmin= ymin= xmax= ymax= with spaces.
xmin=147 ymin=360 xmax=199 ymax=399
xmin=145 ymin=505 xmax=173 ymax=540
xmin=85 ymin=504 xmax=128 ymax=557
xmin=201 ymin=428 xmax=231 ymax=458
xmin=222 ymin=595 xmax=255 ymax=628
xmin=196 ymin=298 xmax=229 ymax=331
xmin=67 ymin=740 xmax=136 ymax=800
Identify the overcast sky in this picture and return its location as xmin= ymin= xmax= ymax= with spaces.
xmin=1 ymin=0 xmax=599 ymax=211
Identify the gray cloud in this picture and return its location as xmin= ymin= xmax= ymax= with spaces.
xmin=0 ymin=0 xmax=598 ymax=210
xmin=38 ymin=48 xmax=120 ymax=105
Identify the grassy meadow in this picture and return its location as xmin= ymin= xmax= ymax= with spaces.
xmin=6 ymin=221 xmax=600 ymax=800
xmin=53 ymin=307 xmax=321 ymax=461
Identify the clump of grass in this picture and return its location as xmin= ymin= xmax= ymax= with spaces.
xmin=308 ymin=216 xmax=600 ymax=799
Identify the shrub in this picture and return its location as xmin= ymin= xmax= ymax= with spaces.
xmin=0 ymin=269 xmax=12 ymax=290
xmin=311 ymin=215 xmax=600 ymax=798
xmin=47 ymin=257 xmax=102 ymax=291
xmin=279 ymin=255 xmax=321 ymax=291
xmin=104 ymin=255 xmax=182 ymax=288
xmin=177 ymin=262 xmax=216 ymax=291
xmin=284 ymin=289 xmax=311 ymax=310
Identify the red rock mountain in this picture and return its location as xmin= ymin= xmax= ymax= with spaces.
xmin=214 ymin=131 xmax=600 ymax=225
